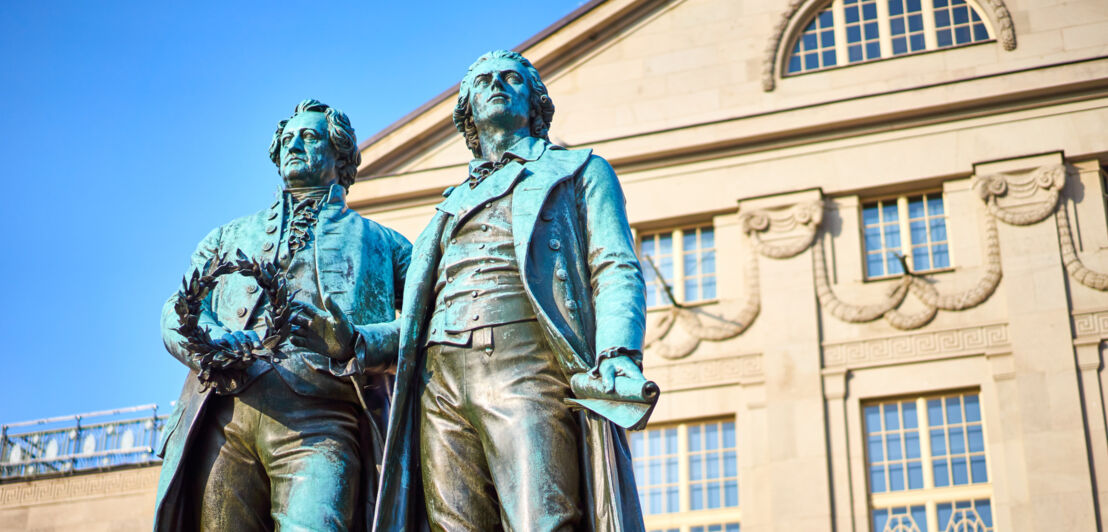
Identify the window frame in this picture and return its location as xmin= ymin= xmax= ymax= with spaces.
xmin=782 ymin=0 xmax=996 ymax=77
xmin=860 ymin=191 xmax=953 ymax=280
xmin=862 ymin=391 xmax=994 ymax=532
xmin=633 ymin=419 xmax=742 ymax=532
xmin=639 ymin=224 xmax=718 ymax=309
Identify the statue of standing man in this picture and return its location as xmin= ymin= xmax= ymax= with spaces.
xmin=155 ymin=99 xmax=411 ymax=531
xmin=375 ymin=50 xmax=651 ymax=531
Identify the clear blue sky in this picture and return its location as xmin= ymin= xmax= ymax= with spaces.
xmin=0 ymin=0 xmax=585 ymax=424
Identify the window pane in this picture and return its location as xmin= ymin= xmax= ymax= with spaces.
xmin=889 ymin=463 xmax=904 ymax=491
xmin=706 ymin=424 xmax=719 ymax=450
xmin=907 ymin=461 xmax=923 ymax=489
xmin=722 ymin=422 xmax=735 ymax=447
xmin=690 ymin=426 xmax=702 ymax=451
xmin=910 ymin=220 xmax=927 ymax=246
xmin=928 ymin=399 xmax=943 ymax=425
xmin=869 ymin=435 xmax=884 ymax=462
xmin=905 ymin=433 xmax=920 ymax=459
xmin=931 ymin=429 xmax=946 ymax=456
xmin=971 ymin=455 xmax=988 ymax=483
xmin=946 ymin=396 xmax=962 ymax=423
xmin=884 ymin=404 xmax=900 ymax=430
xmin=964 ymin=394 xmax=981 ymax=422
xmin=934 ymin=459 xmax=950 ymax=487
xmin=683 ymin=231 xmax=697 ymax=253
xmin=885 ymin=225 xmax=901 ymax=249
xmin=871 ymin=466 xmax=886 ymax=492
xmin=932 ymin=244 xmax=950 ymax=268
xmin=658 ymin=233 xmax=672 ymax=254
xmin=951 ymin=456 xmax=968 ymax=484
xmin=903 ymin=402 xmax=918 ymax=428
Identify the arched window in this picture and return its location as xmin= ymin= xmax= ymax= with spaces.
xmin=786 ymin=0 xmax=993 ymax=75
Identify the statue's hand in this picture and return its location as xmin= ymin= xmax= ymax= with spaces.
xmin=289 ymin=295 xmax=355 ymax=362
xmin=597 ymin=354 xmax=644 ymax=393
xmin=211 ymin=329 xmax=262 ymax=359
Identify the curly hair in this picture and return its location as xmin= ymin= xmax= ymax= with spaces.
xmin=452 ymin=50 xmax=555 ymax=157
xmin=268 ymin=99 xmax=360 ymax=190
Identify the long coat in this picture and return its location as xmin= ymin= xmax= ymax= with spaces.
xmin=373 ymin=140 xmax=648 ymax=531
xmin=154 ymin=185 xmax=411 ymax=531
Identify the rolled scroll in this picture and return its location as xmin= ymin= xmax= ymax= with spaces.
xmin=566 ymin=372 xmax=660 ymax=431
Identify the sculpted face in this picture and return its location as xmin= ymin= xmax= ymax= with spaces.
xmin=468 ymin=57 xmax=532 ymax=134
xmin=278 ymin=111 xmax=338 ymax=188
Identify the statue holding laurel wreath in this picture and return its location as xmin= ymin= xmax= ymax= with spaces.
xmin=153 ymin=99 xmax=411 ymax=532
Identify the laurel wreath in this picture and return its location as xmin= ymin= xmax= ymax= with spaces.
xmin=173 ymin=250 xmax=296 ymax=392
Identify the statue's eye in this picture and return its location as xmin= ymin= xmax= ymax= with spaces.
xmin=281 ymin=134 xmax=293 ymax=147
xmin=474 ymin=75 xmax=490 ymax=87
xmin=506 ymin=72 xmax=522 ymax=84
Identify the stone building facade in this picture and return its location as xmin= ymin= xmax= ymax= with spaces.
xmin=347 ymin=0 xmax=1108 ymax=531
xmin=2 ymin=0 xmax=1105 ymax=530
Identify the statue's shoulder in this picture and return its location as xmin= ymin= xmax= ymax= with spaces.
xmin=533 ymin=143 xmax=593 ymax=177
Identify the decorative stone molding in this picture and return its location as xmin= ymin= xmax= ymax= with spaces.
xmin=1073 ymin=310 xmax=1108 ymax=338
xmin=0 ymin=466 xmax=159 ymax=507
xmin=762 ymin=0 xmax=807 ymax=92
xmin=813 ymin=209 xmax=1002 ymax=330
xmin=645 ymin=250 xmax=760 ymax=359
xmin=642 ymin=198 xmax=824 ymax=356
xmin=823 ymin=323 xmax=1009 ymax=369
xmin=973 ymin=164 xmax=1065 ymax=226
xmin=648 ymin=353 xmax=764 ymax=392
xmin=975 ymin=162 xmax=1108 ymax=291
xmin=1057 ymin=204 xmax=1108 ymax=291
xmin=982 ymin=0 xmax=1018 ymax=51
xmin=761 ymin=0 xmax=1017 ymax=92
xmin=741 ymin=201 xmax=823 ymax=259
xmin=645 ymin=196 xmax=823 ymax=359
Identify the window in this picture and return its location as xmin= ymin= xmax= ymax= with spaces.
xmin=862 ymin=194 xmax=949 ymax=278
xmin=640 ymin=225 xmax=717 ymax=307
xmin=864 ymin=392 xmax=994 ymax=532
xmin=786 ymin=0 xmax=993 ymax=75
xmin=632 ymin=420 xmax=740 ymax=532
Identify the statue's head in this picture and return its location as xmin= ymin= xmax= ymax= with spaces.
xmin=453 ymin=50 xmax=555 ymax=157
xmin=268 ymin=99 xmax=360 ymax=190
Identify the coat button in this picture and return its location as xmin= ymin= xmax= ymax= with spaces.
xmin=549 ymin=239 xmax=561 ymax=250
xmin=472 ymin=290 xmax=479 ymax=298
xmin=246 ymin=285 xmax=258 ymax=294
xmin=541 ymin=211 xmax=554 ymax=222
xmin=556 ymin=269 xmax=568 ymax=280
xmin=472 ymin=314 xmax=480 ymax=321
xmin=566 ymin=300 xmax=578 ymax=311
xmin=266 ymin=225 xmax=277 ymax=234
xmin=268 ymin=211 xmax=278 ymax=220
xmin=481 ymin=224 xmax=489 ymax=232
xmin=448 ymin=276 xmax=454 ymax=283
xmin=236 ymin=307 xmax=248 ymax=317
xmin=262 ymin=242 xmax=274 ymax=252
xmin=450 ymin=238 xmax=457 ymax=245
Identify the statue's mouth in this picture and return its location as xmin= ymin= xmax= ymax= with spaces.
xmin=488 ymin=92 xmax=509 ymax=103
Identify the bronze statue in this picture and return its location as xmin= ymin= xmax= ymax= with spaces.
xmin=154 ymin=99 xmax=411 ymax=531
xmin=375 ymin=50 xmax=654 ymax=531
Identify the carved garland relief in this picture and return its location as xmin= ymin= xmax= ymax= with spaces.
xmin=644 ymin=163 xmax=1107 ymax=360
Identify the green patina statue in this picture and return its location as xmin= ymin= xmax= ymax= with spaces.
xmin=155 ymin=99 xmax=411 ymax=531
xmin=374 ymin=50 xmax=655 ymax=531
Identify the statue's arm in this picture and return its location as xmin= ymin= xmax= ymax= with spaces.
xmin=344 ymin=227 xmax=412 ymax=375
xmin=576 ymin=155 xmax=647 ymax=367
xmin=160 ymin=226 xmax=224 ymax=370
